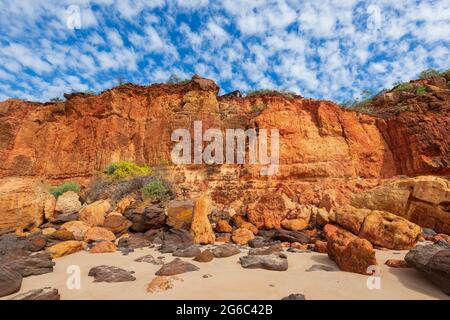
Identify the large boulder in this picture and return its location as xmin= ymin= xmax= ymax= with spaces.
xmin=190 ymin=194 xmax=215 ymax=244
xmin=79 ymin=199 xmax=111 ymax=226
xmin=60 ymin=221 xmax=91 ymax=241
xmin=9 ymin=287 xmax=60 ymax=300
xmin=102 ymin=214 xmax=131 ymax=234
xmin=124 ymin=201 xmax=166 ymax=232
xmin=352 ymin=176 xmax=450 ymax=234
xmin=166 ymin=199 xmax=194 ymax=229
xmin=333 ymin=205 xmax=421 ymax=250
xmin=405 ymin=241 xmax=450 ymax=295
xmin=0 ymin=252 xmax=55 ymax=277
xmin=0 ymin=177 xmax=48 ymax=234
xmin=324 ymin=224 xmax=377 ymax=275
xmin=0 ymin=266 xmax=22 ymax=298
xmin=55 ymin=191 xmax=81 ymax=215
xmin=47 ymin=240 xmax=85 ymax=258
xmin=84 ymin=227 xmax=116 ymax=243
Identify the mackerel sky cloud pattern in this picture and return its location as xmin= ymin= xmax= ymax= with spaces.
xmin=0 ymin=0 xmax=449 ymax=102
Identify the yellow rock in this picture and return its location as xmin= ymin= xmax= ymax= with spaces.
xmin=231 ymin=228 xmax=255 ymax=245
xmin=60 ymin=221 xmax=91 ymax=240
xmin=190 ymin=194 xmax=215 ymax=244
xmin=281 ymin=218 xmax=308 ymax=231
xmin=48 ymin=240 xmax=84 ymax=258
xmin=79 ymin=200 xmax=111 ymax=226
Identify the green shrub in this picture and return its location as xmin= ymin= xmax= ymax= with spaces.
xmin=395 ymin=82 xmax=414 ymax=92
xmin=416 ymin=86 xmax=427 ymax=95
xmin=419 ymin=69 xmax=440 ymax=79
xmin=106 ymin=161 xmax=151 ymax=180
xmin=50 ymin=182 xmax=81 ymax=198
xmin=140 ymin=179 xmax=170 ymax=201
xmin=246 ymin=89 xmax=295 ymax=98
xmin=440 ymin=69 xmax=450 ymax=77
xmin=166 ymin=74 xmax=190 ymax=84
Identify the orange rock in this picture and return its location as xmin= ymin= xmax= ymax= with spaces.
xmin=166 ymin=200 xmax=194 ymax=229
xmin=281 ymin=218 xmax=308 ymax=231
xmin=385 ymin=259 xmax=410 ymax=268
xmin=48 ymin=240 xmax=84 ymax=258
xmin=102 ymin=215 xmax=131 ymax=234
xmin=215 ymin=220 xmax=232 ymax=233
xmin=79 ymin=200 xmax=111 ymax=226
xmin=231 ymin=228 xmax=255 ymax=245
xmin=60 ymin=221 xmax=91 ymax=241
xmin=146 ymin=276 xmax=183 ymax=293
xmin=324 ymin=224 xmax=377 ymax=275
xmin=0 ymin=177 xmax=48 ymax=234
xmin=334 ymin=205 xmax=421 ymax=250
xmin=90 ymin=241 xmax=117 ymax=253
xmin=44 ymin=194 xmax=56 ymax=222
xmin=190 ymin=194 xmax=215 ymax=244
xmin=215 ymin=234 xmax=231 ymax=243
xmin=84 ymin=227 xmax=116 ymax=242
xmin=115 ymin=195 xmax=135 ymax=213
xmin=291 ymin=242 xmax=308 ymax=250
xmin=314 ymin=240 xmax=328 ymax=254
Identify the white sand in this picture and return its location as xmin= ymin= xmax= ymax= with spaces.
xmin=2 ymin=246 xmax=448 ymax=300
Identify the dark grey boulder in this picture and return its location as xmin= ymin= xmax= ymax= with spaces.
xmin=9 ymin=287 xmax=60 ymax=300
xmin=240 ymin=253 xmax=288 ymax=271
xmin=0 ymin=266 xmax=22 ymax=298
xmin=88 ymin=265 xmax=136 ymax=283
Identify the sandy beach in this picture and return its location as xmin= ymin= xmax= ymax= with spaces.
xmin=2 ymin=246 xmax=448 ymax=300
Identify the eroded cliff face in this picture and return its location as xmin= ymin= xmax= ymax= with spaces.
xmin=0 ymin=76 xmax=448 ymax=210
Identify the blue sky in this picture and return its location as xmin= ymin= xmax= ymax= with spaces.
xmin=0 ymin=0 xmax=449 ymax=103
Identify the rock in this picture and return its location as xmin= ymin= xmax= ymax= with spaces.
xmin=315 ymin=208 xmax=330 ymax=227
xmin=44 ymin=194 xmax=57 ymax=222
xmin=215 ymin=233 xmax=231 ymax=243
xmin=334 ymin=205 xmax=421 ymax=250
xmin=194 ymin=249 xmax=214 ymax=262
xmin=232 ymin=228 xmax=255 ymax=245
xmin=173 ymin=245 xmax=201 ymax=258
xmin=88 ymin=265 xmax=136 ymax=283
xmin=9 ymin=287 xmax=60 ymax=300
xmin=47 ymin=240 xmax=84 ymax=258
xmin=249 ymin=244 xmax=283 ymax=256
xmin=42 ymin=227 xmax=56 ymax=236
xmin=26 ymin=234 xmax=47 ymax=251
xmin=405 ymin=241 xmax=450 ymax=295
xmin=248 ymin=236 xmax=278 ymax=248
xmin=281 ymin=293 xmax=306 ymax=300
xmin=50 ymin=229 xmax=75 ymax=241
xmin=351 ymin=176 xmax=450 ymax=234
xmin=422 ymin=228 xmax=437 ymax=237
xmin=271 ymin=230 xmax=311 ymax=244
xmin=60 ymin=221 xmax=91 ymax=241
xmin=84 ymin=227 xmax=116 ymax=243
xmin=90 ymin=241 xmax=117 ymax=253
xmin=324 ymin=224 xmax=377 ymax=275
xmin=159 ymin=228 xmax=194 ymax=253
xmin=0 ymin=177 xmax=48 ymax=234
xmin=124 ymin=202 xmax=166 ymax=232
xmin=385 ymin=259 xmax=410 ymax=268
xmin=215 ymin=220 xmax=232 ymax=233
xmin=53 ymin=212 xmax=79 ymax=223
xmin=0 ymin=266 xmax=22 ymax=298
xmin=319 ymin=190 xmax=337 ymax=212
xmin=314 ymin=240 xmax=328 ymax=254
xmin=134 ymin=254 xmax=165 ymax=265
xmin=0 ymin=233 xmax=46 ymax=255
xmin=306 ymin=264 xmax=337 ymax=272
xmin=190 ymin=194 xmax=215 ymax=244
xmin=146 ymin=276 xmax=183 ymax=293
xmin=213 ymin=244 xmax=241 ymax=258
xmin=247 ymin=193 xmax=291 ymax=229
xmin=79 ymin=199 xmax=111 ymax=227
xmin=55 ymin=191 xmax=81 ymax=215
xmin=281 ymin=218 xmax=308 ymax=231
xmin=291 ymin=242 xmax=308 ymax=250
xmin=117 ymin=234 xmax=151 ymax=251
xmin=102 ymin=215 xmax=132 ymax=234
xmin=166 ymin=199 xmax=194 ymax=229
xmin=155 ymin=258 xmax=200 ymax=276
xmin=231 ymin=215 xmax=258 ymax=235
xmin=115 ymin=195 xmax=135 ymax=213
xmin=240 ymin=253 xmax=288 ymax=271
xmin=0 ymin=252 xmax=55 ymax=277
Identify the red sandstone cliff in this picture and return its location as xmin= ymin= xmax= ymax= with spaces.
xmin=0 ymin=75 xmax=448 ymax=209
